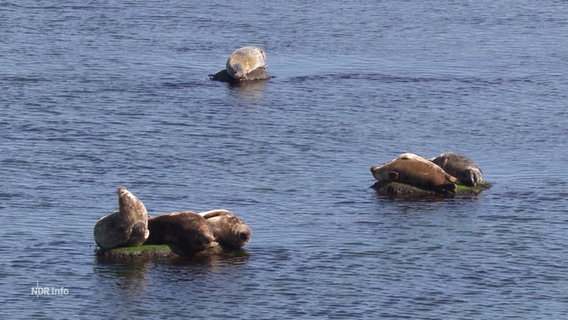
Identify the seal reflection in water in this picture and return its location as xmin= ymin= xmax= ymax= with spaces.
xmin=370 ymin=153 xmax=458 ymax=194
xmin=93 ymin=187 xmax=149 ymax=250
xmin=198 ymin=209 xmax=251 ymax=249
xmin=431 ymin=152 xmax=483 ymax=186
xmin=145 ymin=211 xmax=216 ymax=252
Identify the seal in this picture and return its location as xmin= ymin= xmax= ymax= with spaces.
xmin=225 ymin=46 xmax=269 ymax=80
xmin=145 ymin=211 xmax=216 ymax=253
xmin=93 ymin=187 xmax=150 ymax=250
xmin=370 ymin=153 xmax=458 ymax=194
xmin=430 ymin=152 xmax=483 ymax=186
xmin=198 ymin=209 xmax=251 ymax=249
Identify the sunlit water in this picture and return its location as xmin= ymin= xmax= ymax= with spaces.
xmin=1 ymin=1 xmax=567 ymax=319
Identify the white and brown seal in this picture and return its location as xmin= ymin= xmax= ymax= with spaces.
xmin=226 ymin=46 xmax=267 ymax=80
xmin=145 ymin=211 xmax=216 ymax=253
xmin=370 ymin=153 xmax=458 ymax=194
xmin=94 ymin=187 xmax=150 ymax=250
xmin=211 ymin=46 xmax=271 ymax=82
xmin=430 ymin=152 xmax=483 ymax=186
xmin=198 ymin=209 xmax=251 ymax=249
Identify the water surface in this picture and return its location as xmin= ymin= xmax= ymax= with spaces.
xmin=1 ymin=1 xmax=567 ymax=319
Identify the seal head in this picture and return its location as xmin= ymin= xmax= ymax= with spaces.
xmin=431 ymin=152 xmax=483 ymax=186
xmin=93 ymin=187 xmax=150 ymax=250
xmin=198 ymin=209 xmax=251 ymax=249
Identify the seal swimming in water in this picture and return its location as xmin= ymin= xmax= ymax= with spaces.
xmin=145 ymin=211 xmax=216 ymax=253
xmin=198 ymin=209 xmax=251 ymax=249
xmin=211 ymin=46 xmax=271 ymax=82
xmin=370 ymin=153 xmax=458 ymax=194
xmin=93 ymin=187 xmax=150 ymax=250
xmin=430 ymin=152 xmax=483 ymax=186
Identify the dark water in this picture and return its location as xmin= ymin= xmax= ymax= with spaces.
xmin=2 ymin=0 xmax=567 ymax=319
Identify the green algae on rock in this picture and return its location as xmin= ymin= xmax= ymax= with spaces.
xmin=371 ymin=181 xmax=491 ymax=200
xmin=94 ymin=243 xmax=250 ymax=263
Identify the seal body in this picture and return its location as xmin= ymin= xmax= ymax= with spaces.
xmin=370 ymin=153 xmax=458 ymax=194
xmin=198 ymin=209 xmax=251 ymax=249
xmin=225 ymin=46 xmax=267 ymax=80
xmin=431 ymin=152 xmax=483 ymax=186
xmin=94 ymin=187 xmax=150 ymax=250
xmin=145 ymin=211 xmax=216 ymax=252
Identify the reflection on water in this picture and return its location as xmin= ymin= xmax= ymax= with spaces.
xmin=228 ymin=79 xmax=269 ymax=100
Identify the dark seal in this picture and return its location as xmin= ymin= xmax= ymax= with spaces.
xmin=145 ymin=211 xmax=216 ymax=253
xmin=430 ymin=152 xmax=483 ymax=186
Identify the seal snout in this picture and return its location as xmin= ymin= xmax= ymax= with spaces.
xmin=239 ymin=231 xmax=250 ymax=242
xmin=236 ymin=225 xmax=252 ymax=246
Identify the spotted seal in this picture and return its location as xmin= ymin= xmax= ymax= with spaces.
xmin=145 ymin=211 xmax=216 ymax=252
xmin=370 ymin=153 xmax=458 ymax=194
xmin=430 ymin=152 xmax=483 ymax=186
xmin=198 ymin=209 xmax=251 ymax=249
xmin=93 ymin=187 xmax=150 ymax=250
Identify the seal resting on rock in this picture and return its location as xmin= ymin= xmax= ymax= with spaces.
xmin=198 ymin=209 xmax=251 ymax=249
xmin=210 ymin=46 xmax=271 ymax=82
xmin=370 ymin=153 xmax=458 ymax=194
xmin=93 ymin=187 xmax=150 ymax=250
xmin=430 ymin=152 xmax=483 ymax=186
xmin=145 ymin=211 xmax=216 ymax=253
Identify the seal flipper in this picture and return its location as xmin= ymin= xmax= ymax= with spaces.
xmin=465 ymin=167 xmax=483 ymax=186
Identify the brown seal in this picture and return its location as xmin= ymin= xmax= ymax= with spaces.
xmin=370 ymin=153 xmax=458 ymax=194
xmin=145 ymin=211 xmax=216 ymax=253
xmin=198 ymin=209 xmax=251 ymax=249
xmin=93 ymin=187 xmax=149 ymax=250
xmin=430 ymin=152 xmax=483 ymax=186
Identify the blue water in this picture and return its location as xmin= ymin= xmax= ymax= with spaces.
xmin=1 ymin=1 xmax=567 ymax=319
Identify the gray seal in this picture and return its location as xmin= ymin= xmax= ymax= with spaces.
xmin=430 ymin=152 xmax=483 ymax=186
xmin=198 ymin=209 xmax=251 ymax=249
xmin=94 ymin=187 xmax=150 ymax=250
